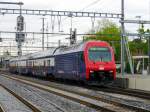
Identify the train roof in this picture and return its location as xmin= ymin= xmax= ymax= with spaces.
xmin=9 ymin=47 xmax=57 ymax=61
xmin=28 ymin=47 xmax=56 ymax=59
xmin=9 ymin=54 xmax=29 ymax=62
xmin=54 ymin=41 xmax=108 ymax=55
xmin=54 ymin=42 xmax=85 ymax=55
xmin=9 ymin=41 xmax=109 ymax=61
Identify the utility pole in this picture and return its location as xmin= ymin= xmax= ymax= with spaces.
xmin=0 ymin=32 xmax=2 ymax=42
xmin=70 ymin=28 xmax=72 ymax=45
xmin=121 ymin=0 xmax=125 ymax=75
xmin=147 ymin=30 xmax=150 ymax=74
xmin=148 ymin=32 xmax=150 ymax=75
xmin=58 ymin=40 xmax=61 ymax=47
xmin=0 ymin=2 xmax=24 ymax=56
xmin=46 ymin=23 xmax=49 ymax=49
xmin=41 ymin=17 xmax=46 ymax=51
xmin=16 ymin=3 xmax=24 ymax=56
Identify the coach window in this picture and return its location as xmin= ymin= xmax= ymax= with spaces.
xmin=29 ymin=61 xmax=32 ymax=66
xmin=47 ymin=60 xmax=50 ymax=66
xmin=44 ymin=60 xmax=46 ymax=67
xmin=33 ymin=61 xmax=34 ymax=67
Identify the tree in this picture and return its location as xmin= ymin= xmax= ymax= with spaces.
xmin=127 ymin=24 xmax=149 ymax=73
xmin=129 ymin=24 xmax=149 ymax=56
xmin=85 ymin=19 xmax=121 ymax=61
xmin=85 ymin=19 xmax=150 ymax=73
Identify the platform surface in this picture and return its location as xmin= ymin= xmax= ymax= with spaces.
xmin=116 ymin=74 xmax=150 ymax=91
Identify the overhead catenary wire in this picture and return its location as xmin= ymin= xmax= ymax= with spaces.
xmin=0 ymin=30 xmax=121 ymax=36
xmin=79 ymin=0 xmax=102 ymax=11
xmin=52 ymin=0 xmax=103 ymax=32
xmin=78 ymin=0 xmax=102 ymax=34
xmin=0 ymin=1 xmax=121 ymax=56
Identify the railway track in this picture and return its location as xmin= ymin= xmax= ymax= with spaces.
xmin=3 ymin=71 xmax=150 ymax=100
xmin=1 ymin=73 xmax=150 ymax=112
xmin=0 ymin=84 xmax=42 ymax=112
xmin=99 ymin=86 xmax=150 ymax=100
xmin=0 ymin=105 xmax=4 ymax=112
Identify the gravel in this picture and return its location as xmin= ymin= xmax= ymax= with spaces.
xmin=49 ymin=81 xmax=150 ymax=111
xmin=0 ymin=86 xmax=32 ymax=112
xmin=0 ymin=75 xmax=98 ymax=112
xmin=8 ymin=74 xmax=150 ymax=111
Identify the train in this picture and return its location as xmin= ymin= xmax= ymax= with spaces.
xmin=9 ymin=41 xmax=116 ymax=85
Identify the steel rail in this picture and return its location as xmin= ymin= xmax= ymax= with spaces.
xmin=0 ymin=75 xmax=117 ymax=112
xmin=101 ymin=86 xmax=150 ymax=100
xmin=0 ymin=104 xmax=5 ymax=112
xmin=0 ymin=84 xmax=42 ymax=112
xmin=2 ymin=71 xmax=150 ymax=100
xmin=1 ymin=73 xmax=149 ymax=112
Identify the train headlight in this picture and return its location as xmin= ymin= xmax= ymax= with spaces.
xmin=90 ymin=70 xmax=94 ymax=73
xmin=99 ymin=66 xmax=104 ymax=70
xmin=109 ymin=71 xmax=113 ymax=73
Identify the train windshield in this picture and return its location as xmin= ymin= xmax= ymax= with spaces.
xmin=88 ymin=47 xmax=111 ymax=62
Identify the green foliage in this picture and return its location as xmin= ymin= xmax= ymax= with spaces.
xmin=96 ymin=19 xmax=121 ymax=41
xmin=85 ymin=19 xmax=121 ymax=61
xmin=84 ymin=19 xmax=150 ymax=73
xmin=130 ymin=24 xmax=149 ymax=56
xmin=86 ymin=19 xmax=121 ymax=41
xmin=129 ymin=39 xmax=148 ymax=56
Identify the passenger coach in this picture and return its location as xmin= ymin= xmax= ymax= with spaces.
xmin=9 ymin=41 xmax=116 ymax=85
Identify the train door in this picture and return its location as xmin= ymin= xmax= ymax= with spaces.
xmin=74 ymin=53 xmax=80 ymax=80
xmin=43 ymin=59 xmax=46 ymax=76
xmin=28 ymin=60 xmax=33 ymax=75
xmin=78 ymin=52 xmax=86 ymax=80
xmin=26 ymin=60 xmax=28 ymax=74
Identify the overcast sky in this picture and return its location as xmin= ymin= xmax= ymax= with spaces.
xmin=0 ymin=0 xmax=150 ymax=55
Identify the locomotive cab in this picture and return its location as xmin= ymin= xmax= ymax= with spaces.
xmin=84 ymin=42 xmax=116 ymax=84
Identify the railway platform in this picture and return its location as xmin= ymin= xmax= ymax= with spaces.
xmin=115 ymin=74 xmax=150 ymax=91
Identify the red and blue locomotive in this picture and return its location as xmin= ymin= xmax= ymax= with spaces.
xmin=9 ymin=41 xmax=116 ymax=85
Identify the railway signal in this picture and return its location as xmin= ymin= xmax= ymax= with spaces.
xmin=17 ymin=15 xmax=24 ymax=31
xmin=15 ymin=32 xmax=25 ymax=42
xmin=70 ymin=28 xmax=77 ymax=45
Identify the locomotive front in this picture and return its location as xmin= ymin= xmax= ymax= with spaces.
xmin=84 ymin=41 xmax=116 ymax=84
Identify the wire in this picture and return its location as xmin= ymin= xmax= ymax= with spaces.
xmin=79 ymin=0 xmax=102 ymax=11
xmin=54 ymin=0 xmax=102 ymax=31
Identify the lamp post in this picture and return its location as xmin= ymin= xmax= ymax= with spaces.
xmin=143 ymin=31 xmax=150 ymax=75
xmin=149 ymin=33 xmax=150 ymax=74
xmin=146 ymin=31 xmax=150 ymax=74
xmin=121 ymin=0 xmax=125 ymax=75
xmin=135 ymin=16 xmax=141 ymax=30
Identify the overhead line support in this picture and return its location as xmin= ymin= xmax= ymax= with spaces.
xmin=0 ymin=8 xmax=122 ymax=18
xmin=0 ymin=2 xmax=23 ymax=5
xmin=120 ymin=20 xmax=150 ymax=24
